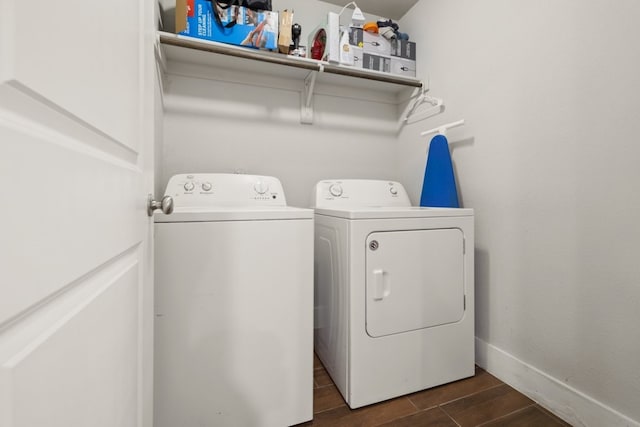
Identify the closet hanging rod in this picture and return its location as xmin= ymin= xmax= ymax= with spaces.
xmin=420 ymin=119 xmax=465 ymax=137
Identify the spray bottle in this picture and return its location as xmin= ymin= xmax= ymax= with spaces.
xmin=339 ymin=26 xmax=354 ymax=66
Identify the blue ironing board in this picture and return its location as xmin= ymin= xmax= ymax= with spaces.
xmin=420 ymin=134 xmax=459 ymax=208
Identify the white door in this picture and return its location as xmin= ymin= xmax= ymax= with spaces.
xmin=365 ymin=229 xmax=465 ymax=337
xmin=0 ymin=0 xmax=157 ymax=426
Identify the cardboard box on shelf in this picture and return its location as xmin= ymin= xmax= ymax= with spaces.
xmin=278 ymin=9 xmax=293 ymax=54
xmin=349 ymin=28 xmax=391 ymax=56
xmin=390 ymin=57 xmax=416 ymax=77
xmin=348 ymin=27 xmax=363 ymax=47
xmin=174 ymin=0 xmax=278 ymax=50
xmin=362 ymin=53 xmax=390 ymax=73
xmin=363 ymin=31 xmax=391 ymax=56
xmin=352 ymin=46 xmax=364 ymax=69
xmin=391 ymin=39 xmax=417 ymax=61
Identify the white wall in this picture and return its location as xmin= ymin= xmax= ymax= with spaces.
xmin=399 ymin=1 xmax=640 ymax=425
xmin=161 ymin=76 xmax=399 ymax=207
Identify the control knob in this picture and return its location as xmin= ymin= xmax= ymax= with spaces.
xmin=254 ymin=181 xmax=269 ymax=195
xmin=329 ymin=184 xmax=343 ymax=197
xmin=184 ymin=181 xmax=195 ymax=192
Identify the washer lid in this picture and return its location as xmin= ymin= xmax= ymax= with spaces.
xmin=155 ymin=206 xmax=313 ymax=223
xmin=314 ymin=206 xmax=473 ymax=219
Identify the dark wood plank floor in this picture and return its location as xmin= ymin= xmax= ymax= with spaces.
xmin=301 ymin=353 xmax=571 ymax=426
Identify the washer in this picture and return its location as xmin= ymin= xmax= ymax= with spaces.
xmin=312 ymin=179 xmax=475 ymax=409
xmin=154 ymin=173 xmax=313 ymax=427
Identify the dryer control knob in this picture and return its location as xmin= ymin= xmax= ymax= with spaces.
xmin=329 ymin=184 xmax=343 ymax=197
xmin=254 ymin=181 xmax=269 ymax=194
xmin=201 ymin=182 xmax=212 ymax=191
xmin=184 ymin=181 xmax=195 ymax=192
xmin=389 ymin=186 xmax=398 ymax=195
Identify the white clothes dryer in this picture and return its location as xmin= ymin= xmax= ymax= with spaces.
xmin=154 ymin=173 xmax=313 ymax=427
xmin=312 ymin=179 xmax=475 ymax=409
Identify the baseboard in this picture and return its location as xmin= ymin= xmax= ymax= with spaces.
xmin=475 ymin=337 xmax=639 ymax=427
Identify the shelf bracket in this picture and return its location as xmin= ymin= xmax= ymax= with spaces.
xmin=301 ymin=71 xmax=318 ymax=124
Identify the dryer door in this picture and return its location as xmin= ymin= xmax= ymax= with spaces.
xmin=365 ymin=228 xmax=465 ymax=337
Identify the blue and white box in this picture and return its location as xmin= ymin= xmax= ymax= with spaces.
xmin=176 ymin=0 xmax=278 ymax=50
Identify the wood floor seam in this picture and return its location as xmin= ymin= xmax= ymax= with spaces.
xmin=474 ymin=403 xmax=538 ymax=427
xmin=406 ymin=396 xmax=420 ymax=412
xmin=438 ymin=406 xmax=463 ymax=427
xmin=437 ymin=382 xmax=506 ymax=408
xmin=312 ymin=403 xmax=346 ymax=416
xmin=314 ymin=383 xmax=335 ymax=389
xmin=368 ymin=398 xmax=419 ymax=427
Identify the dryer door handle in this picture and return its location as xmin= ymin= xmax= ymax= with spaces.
xmin=372 ymin=269 xmax=391 ymax=301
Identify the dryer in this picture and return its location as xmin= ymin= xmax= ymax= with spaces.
xmin=154 ymin=173 xmax=313 ymax=427
xmin=312 ymin=179 xmax=474 ymax=409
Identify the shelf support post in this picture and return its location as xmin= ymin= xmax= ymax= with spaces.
xmin=301 ymin=71 xmax=318 ymax=124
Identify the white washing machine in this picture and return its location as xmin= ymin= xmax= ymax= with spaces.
xmin=154 ymin=173 xmax=313 ymax=427
xmin=312 ymin=179 xmax=475 ymax=409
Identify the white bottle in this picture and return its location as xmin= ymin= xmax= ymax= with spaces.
xmin=339 ymin=27 xmax=354 ymax=66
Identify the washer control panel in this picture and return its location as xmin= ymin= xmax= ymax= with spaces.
xmin=312 ymin=179 xmax=412 ymax=208
xmin=165 ymin=173 xmax=287 ymax=207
